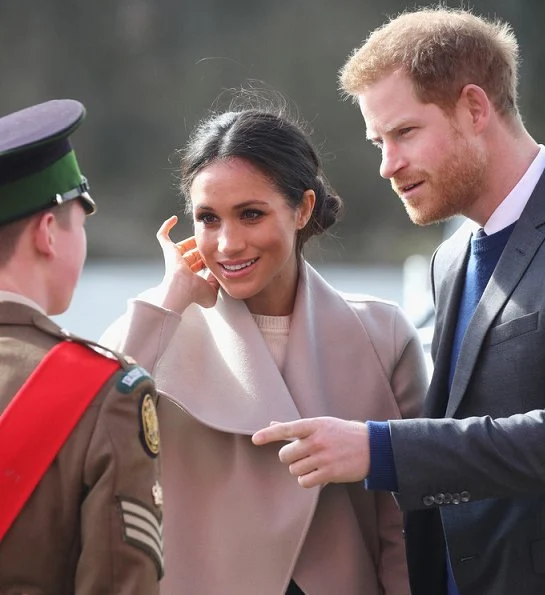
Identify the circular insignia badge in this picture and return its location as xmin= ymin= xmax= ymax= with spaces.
xmin=140 ymin=394 xmax=160 ymax=457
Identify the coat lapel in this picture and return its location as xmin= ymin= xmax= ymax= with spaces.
xmin=284 ymin=263 xmax=397 ymax=422
xmin=154 ymin=290 xmax=300 ymax=434
xmin=154 ymin=261 xmax=392 ymax=434
xmin=283 ymin=264 xmax=336 ymax=418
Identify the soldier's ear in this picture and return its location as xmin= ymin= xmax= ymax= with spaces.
xmin=33 ymin=212 xmax=57 ymax=257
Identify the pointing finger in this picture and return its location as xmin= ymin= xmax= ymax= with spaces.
xmin=297 ymin=469 xmax=325 ymax=489
xmin=252 ymin=419 xmax=313 ymax=445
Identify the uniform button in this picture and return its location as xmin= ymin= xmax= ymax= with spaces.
xmin=452 ymin=493 xmax=461 ymax=504
xmin=434 ymin=493 xmax=445 ymax=504
xmin=460 ymin=491 xmax=470 ymax=502
xmin=423 ymin=495 xmax=435 ymax=506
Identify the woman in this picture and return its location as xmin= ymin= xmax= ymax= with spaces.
xmin=101 ymin=107 xmax=427 ymax=595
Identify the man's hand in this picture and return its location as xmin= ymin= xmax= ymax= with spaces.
xmin=252 ymin=417 xmax=370 ymax=488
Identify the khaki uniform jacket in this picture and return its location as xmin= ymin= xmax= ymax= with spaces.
xmin=0 ymin=302 xmax=163 ymax=595
xmin=102 ymin=262 xmax=427 ymax=595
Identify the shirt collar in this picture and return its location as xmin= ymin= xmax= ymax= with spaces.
xmin=484 ymin=144 xmax=545 ymax=234
xmin=0 ymin=291 xmax=47 ymax=315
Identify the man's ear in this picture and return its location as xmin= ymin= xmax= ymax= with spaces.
xmin=459 ymin=84 xmax=491 ymax=134
xmin=297 ymin=190 xmax=316 ymax=229
xmin=33 ymin=211 xmax=57 ymax=257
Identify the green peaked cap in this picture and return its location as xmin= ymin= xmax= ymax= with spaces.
xmin=0 ymin=99 xmax=96 ymax=225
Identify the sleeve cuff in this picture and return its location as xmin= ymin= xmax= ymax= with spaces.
xmin=364 ymin=421 xmax=398 ymax=492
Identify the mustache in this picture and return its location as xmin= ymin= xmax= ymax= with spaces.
xmin=391 ymin=171 xmax=427 ymax=194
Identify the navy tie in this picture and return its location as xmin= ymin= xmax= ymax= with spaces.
xmin=446 ymin=223 xmax=515 ymax=595
xmin=448 ymin=226 xmax=504 ymax=389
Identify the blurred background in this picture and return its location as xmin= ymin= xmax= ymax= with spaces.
xmin=1 ymin=0 xmax=543 ymax=337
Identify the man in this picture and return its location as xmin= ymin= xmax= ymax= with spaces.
xmin=253 ymin=8 xmax=545 ymax=595
xmin=0 ymin=99 xmax=163 ymax=593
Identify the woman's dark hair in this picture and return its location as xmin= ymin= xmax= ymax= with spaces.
xmin=179 ymin=108 xmax=343 ymax=254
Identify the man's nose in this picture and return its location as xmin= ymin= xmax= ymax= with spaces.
xmin=380 ymin=143 xmax=407 ymax=179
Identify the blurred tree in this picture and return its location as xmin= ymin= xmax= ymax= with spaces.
xmin=0 ymin=0 xmax=542 ymax=263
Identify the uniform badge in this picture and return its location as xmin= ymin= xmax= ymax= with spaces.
xmin=152 ymin=480 xmax=164 ymax=507
xmin=140 ymin=394 xmax=160 ymax=457
xmin=119 ymin=496 xmax=164 ymax=579
xmin=117 ymin=365 xmax=151 ymax=393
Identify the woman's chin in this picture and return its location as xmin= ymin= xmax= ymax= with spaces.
xmin=219 ymin=281 xmax=257 ymax=302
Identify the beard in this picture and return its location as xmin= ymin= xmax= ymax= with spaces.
xmin=393 ymin=130 xmax=487 ymax=226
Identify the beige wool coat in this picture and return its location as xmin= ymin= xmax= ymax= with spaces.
xmin=101 ymin=262 xmax=427 ymax=595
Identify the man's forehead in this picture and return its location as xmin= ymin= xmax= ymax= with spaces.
xmin=357 ymin=96 xmax=410 ymax=139
xmin=356 ymin=75 xmax=428 ymax=138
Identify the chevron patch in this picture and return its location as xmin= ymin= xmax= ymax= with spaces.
xmin=119 ymin=497 xmax=164 ymax=579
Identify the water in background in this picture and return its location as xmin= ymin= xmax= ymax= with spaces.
xmin=54 ymin=259 xmax=432 ymax=340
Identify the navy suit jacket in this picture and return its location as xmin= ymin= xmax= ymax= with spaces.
xmin=390 ymin=170 xmax=545 ymax=594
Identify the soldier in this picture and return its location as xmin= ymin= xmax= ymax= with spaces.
xmin=0 ymin=99 xmax=163 ymax=593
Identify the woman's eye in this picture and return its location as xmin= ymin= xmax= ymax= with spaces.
xmin=242 ymin=209 xmax=263 ymax=220
xmin=195 ymin=212 xmax=218 ymax=224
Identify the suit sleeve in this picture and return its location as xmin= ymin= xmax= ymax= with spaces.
xmin=391 ymin=410 xmax=545 ymax=511
xmin=75 ymin=368 xmax=163 ymax=594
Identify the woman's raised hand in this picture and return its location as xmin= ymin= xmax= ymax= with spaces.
xmin=155 ymin=215 xmax=219 ymax=312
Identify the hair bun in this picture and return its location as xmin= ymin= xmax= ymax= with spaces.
xmin=318 ymin=193 xmax=343 ymax=231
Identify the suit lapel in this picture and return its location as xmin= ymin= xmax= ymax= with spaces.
xmin=426 ymin=225 xmax=471 ymax=417
xmin=446 ymin=174 xmax=545 ymax=416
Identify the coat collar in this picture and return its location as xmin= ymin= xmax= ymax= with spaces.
xmin=0 ymin=301 xmax=65 ymax=338
xmin=0 ymin=301 xmax=114 ymax=355
xmin=154 ymin=261 xmax=383 ymax=434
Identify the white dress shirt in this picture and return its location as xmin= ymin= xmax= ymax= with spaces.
xmin=484 ymin=144 xmax=545 ymax=234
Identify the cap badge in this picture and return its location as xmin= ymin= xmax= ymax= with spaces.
xmin=140 ymin=394 xmax=160 ymax=457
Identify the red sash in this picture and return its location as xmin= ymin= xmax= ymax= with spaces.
xmin=0 ymin=341 xmax=120 ymax=541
